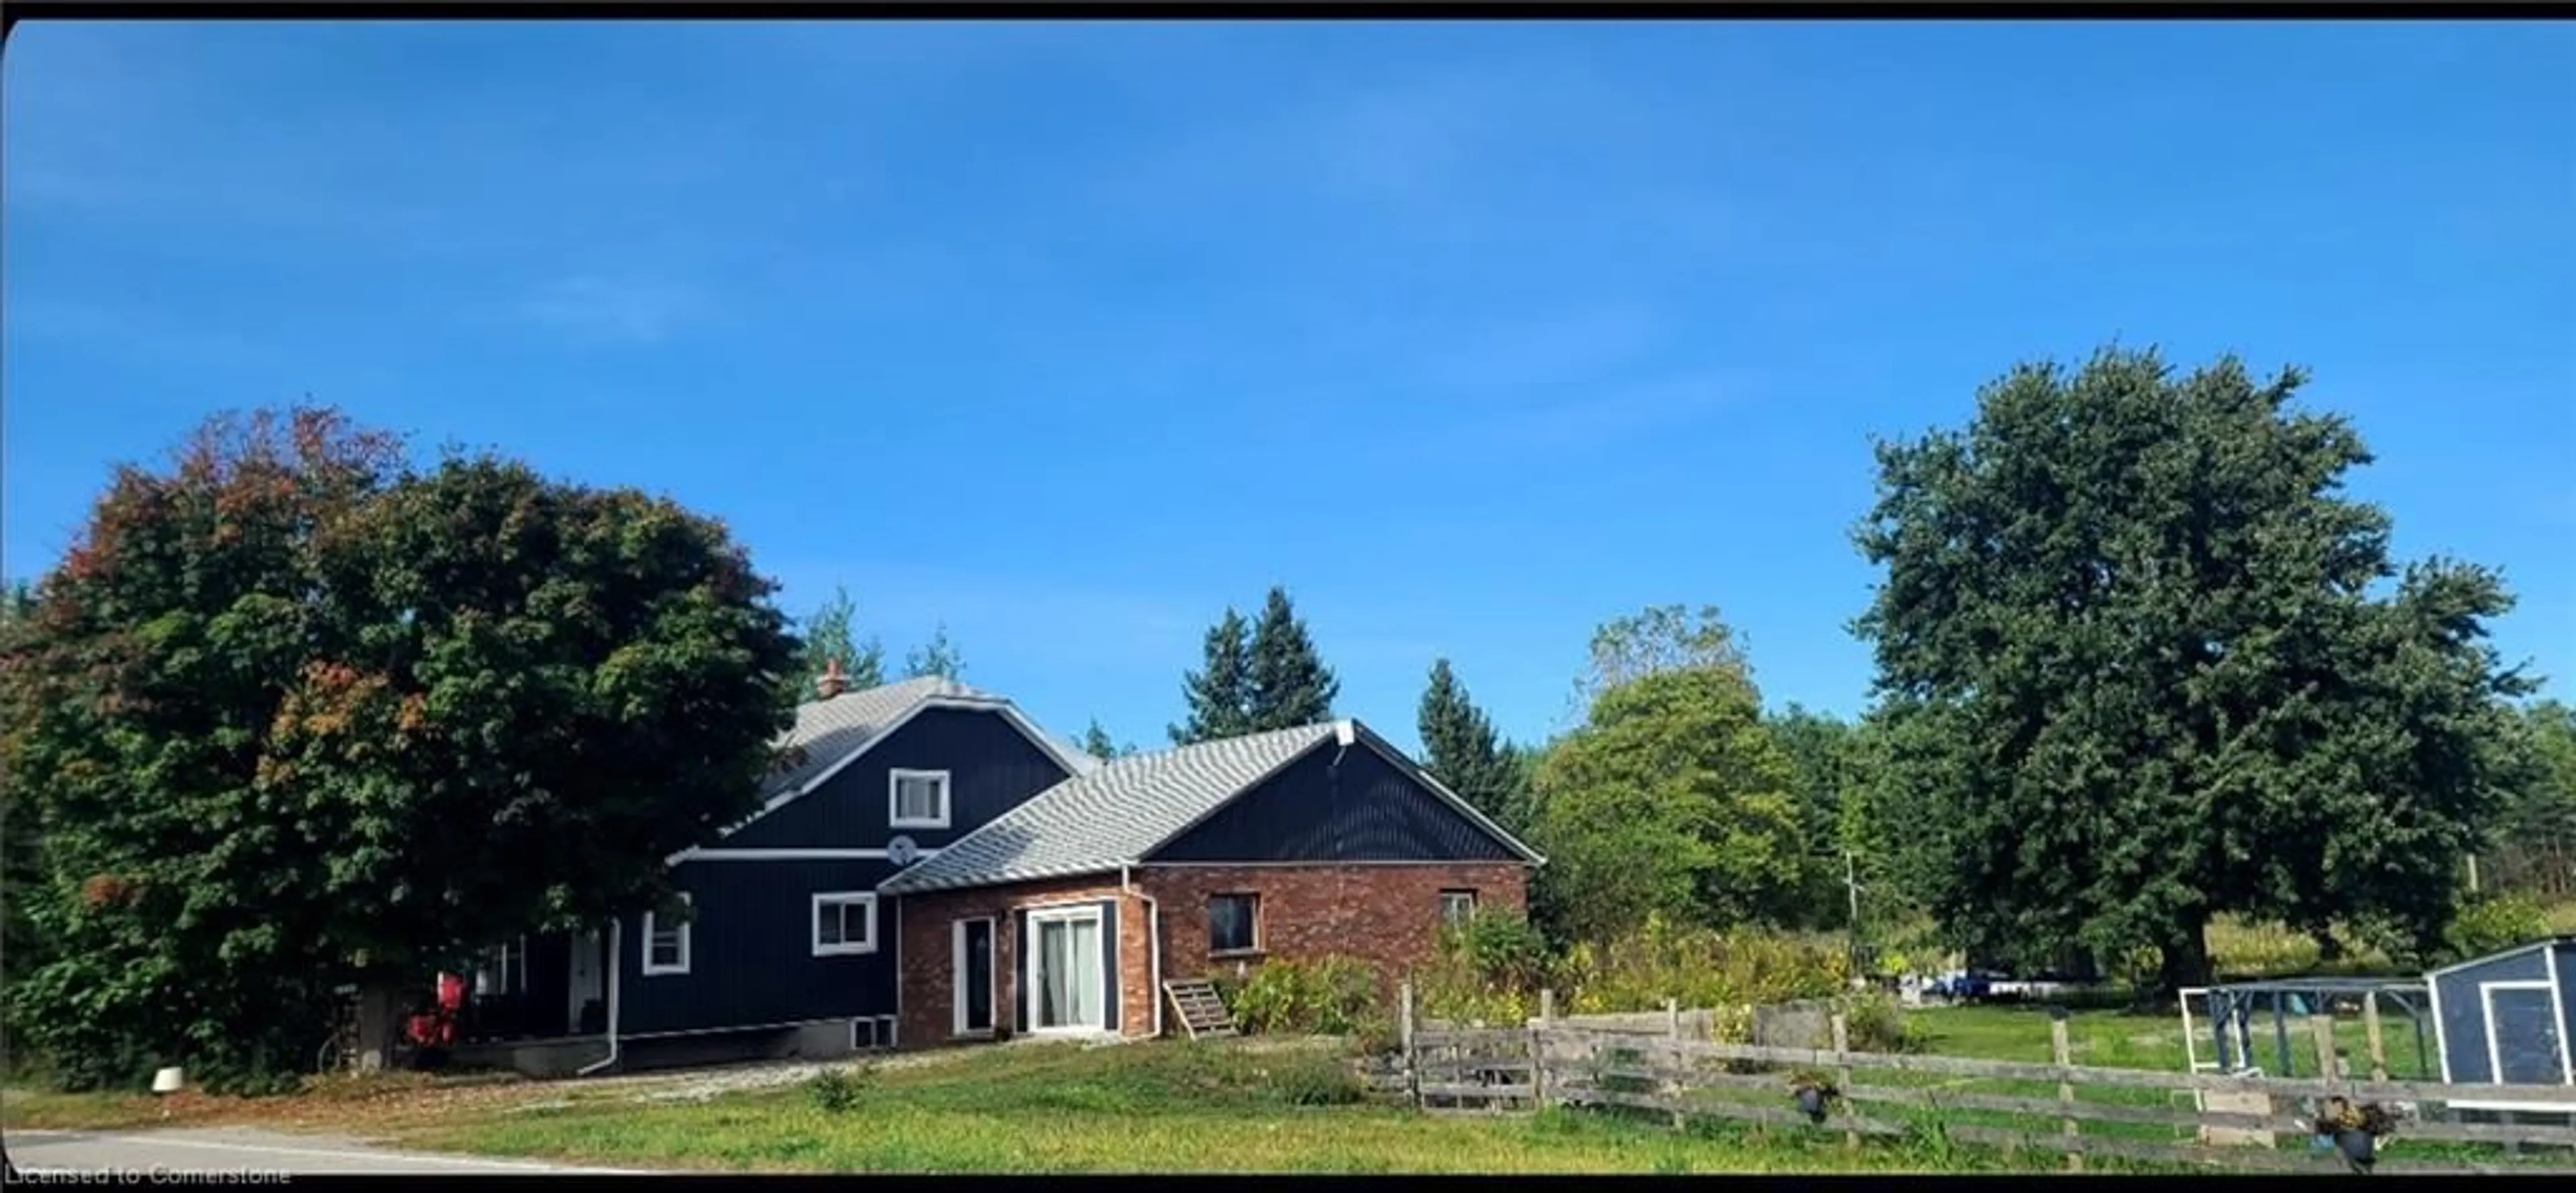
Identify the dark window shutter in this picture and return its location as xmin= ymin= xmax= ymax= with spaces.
xmin=1097 ymin=899 xmax=1120 ymax=1034
xmin=1013 ymin=909 xmax=1030 ymax=1034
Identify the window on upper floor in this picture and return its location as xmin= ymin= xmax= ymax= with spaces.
xmin=815 ymin=891 xmax=879 ymax=956
xmin=890 ymin=769 xmax=952 ymax=829
xmin=644 ymin=894 xmax=692 ymax=976
xmin=1439 ymin=889 xmax=1477 ymax=928
xmin=1210 ymin=892 xmax=1260 ymax=955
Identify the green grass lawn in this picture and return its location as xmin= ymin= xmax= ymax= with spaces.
xmin=390 ymin=1040 xmax=2188 ymax=1174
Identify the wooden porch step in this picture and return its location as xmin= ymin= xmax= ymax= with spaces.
xmin=1163 ymin=980 xmax=1238 ymax=1040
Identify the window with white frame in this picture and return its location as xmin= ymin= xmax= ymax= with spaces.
xmin=643 ymin=894 xmax=692 ymax=975
xmin=1439 ymin=889 xmax=1477 ymax=928
xmin=814 ymin=892 xmax=878 ymax=956
xmin=476 ymin=937 xmax=527 ymax=996
xmin=890 ymin=769 xmax=952 ymax=829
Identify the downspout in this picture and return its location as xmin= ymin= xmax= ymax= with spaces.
xmin=1122 ymin=864 xmax=1163 ymax=1039
xmin=576 ymin=919 xmax=623 ymax=1076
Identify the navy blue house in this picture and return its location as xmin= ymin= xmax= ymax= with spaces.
xmin=451 ymin=674 xmax=1096 ymax=1075
xmin=2428 ymin=935 xmax=2575 ymax=1107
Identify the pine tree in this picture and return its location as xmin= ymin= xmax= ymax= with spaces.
xmin=904 ymin=623 xmax=965 ymax=680
xmin=786 ymin=586 xmax=885 ymax=703
xmin=1170 ymin=607 xmax=1256 ymax=744
xmin=1245 ymin=586 xmax=1338 ymax=731
xmin=1079 ymin=718 xmax=1133 ymax=761
xmin=1417 ymin=658 xmax=1523 ymax=827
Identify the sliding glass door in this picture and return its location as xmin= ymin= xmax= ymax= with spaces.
xmin=1028 ymin=907 xmax=1106 ymax=1033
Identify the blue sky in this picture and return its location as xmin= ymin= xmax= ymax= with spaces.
xmin=5 ymin=21 xmax=2571 ymax=755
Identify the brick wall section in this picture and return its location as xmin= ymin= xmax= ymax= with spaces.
xmin=895 ymin=862 xmax=1529 ymax=1048
xmin=1138 ymin=863 xmax=1530 ymax=996
xmin=894 ymin=874 xmax=1154 ymax=1048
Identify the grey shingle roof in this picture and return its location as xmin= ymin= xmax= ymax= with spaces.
xmin=879 ymin=722 xmax=1341 ymax=894
xmin=761 ymin=676 xmax=1014 ymax=798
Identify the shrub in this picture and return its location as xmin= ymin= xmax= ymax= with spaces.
xmin=805 ymin=1064 xmax=873 ymax=1113
xmin=2445 ymin=893 xmax=2548 ymax=964
xmin=1257 ymin=1051 xmax=1366 ymax=1106
xmin=1837 ymin=990 xmax=1922 ymax=1053
xmin=1229 ymin=955 xmax=1379 ymax=1036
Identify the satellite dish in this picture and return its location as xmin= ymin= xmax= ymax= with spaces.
xmin=887 ymin=836 xmax=920 ymax=866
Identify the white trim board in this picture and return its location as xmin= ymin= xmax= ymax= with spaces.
xmin=2429 ymin=938 xmax=2563 ymax=980
xmin=674 ymin=847 xmax=943 ymax=862
xmin=688 ymin=696 xmax=1089 ymax=859
xmin=2431 ymin=969 xmax=2456 ymax=1084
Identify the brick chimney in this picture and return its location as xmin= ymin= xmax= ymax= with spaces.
xmin=815 ymin=657 xmax=847 ymax=701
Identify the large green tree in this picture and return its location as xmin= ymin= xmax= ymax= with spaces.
xmin=1170 ymin=607 xmax=1256 ymax=745
xmin=1418 ymin=658 xmax=1527 ymax=830
xmin=1246 ymin=586 xmax=1338 ymax=731
xmin=1764 ymin=704 xmax=1866 ymax=930
xmin=1856 ymin=348 xmax=2528 ymax=993
xmin=0 ymin=408 xmax=800 ymax=1088
xmin=2482 ymin=700 xmax=2576 ymax=900
xmin=786 ymin=586 xmax=884 ymax=703
xmin=1078 ymin=717 xmax=1136 ymax=761
xmin=1527 ymin=609 xmax=1804 ymax=943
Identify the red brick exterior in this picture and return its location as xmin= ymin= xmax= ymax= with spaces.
xmin=894 ymin=875 xmax=1153 ymax=1048
xmin=892 ymin=862 xmax=1529 ymax=1048
xmin=1138 ymin=863 xmax=1529 ymax=997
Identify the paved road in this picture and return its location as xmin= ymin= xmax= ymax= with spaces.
xmin=9 ymin=1127 xmax=661 ymax=1176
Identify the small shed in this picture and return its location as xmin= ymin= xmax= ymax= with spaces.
xmin=2428 ymin=935 xmax=2575 ymax=1090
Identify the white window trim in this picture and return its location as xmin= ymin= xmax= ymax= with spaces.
xmin=1440 ymin=889 xmax=1478 ymax=926
xmin=643 ymin=894 xmax=692 ymax=976
xmin=812 ymin=891 xmax=879 ymax=957
xmin=888 ymin=768 xmax=953 ymax=830
xmin=1208 ymin=892 xmax=1260 ymax=957
xmin=2479 ymin=979 xmax=2566 ymax=1086
xmin=1024 ymin=904 xmax=1110 ymax=1036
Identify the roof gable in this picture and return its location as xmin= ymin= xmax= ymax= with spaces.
xmin=877 ymin=719 xmax=1542 ymax=894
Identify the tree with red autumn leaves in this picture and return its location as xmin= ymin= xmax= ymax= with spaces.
xmin=0 ymin=408 xmax=798 ymax=1090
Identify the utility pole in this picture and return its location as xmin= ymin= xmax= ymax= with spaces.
xmin=1845 ymin=850 xmax=1864 ymax=978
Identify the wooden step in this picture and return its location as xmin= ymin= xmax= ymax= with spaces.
xmin=1163 ymin=980 xmax=1238 ymax=1040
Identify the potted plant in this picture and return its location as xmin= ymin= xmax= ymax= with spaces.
xmin=1786 ymin=1068 xmax=1843 ymax=1125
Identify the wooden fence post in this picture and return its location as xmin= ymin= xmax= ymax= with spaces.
xmin=1666 ymin=998 xmax=1685 ymax=1130
xmin=1399 ymin=982 xmax=1417 ymax=1106
xmin=2310 ymin=1006 xmax=2341 ymax=1086
xmin=2361 ymin=993 xmax=2388 ymax=1083
xmin=1831 ymin=1013 xmax=1856 ymax=1154
xmin=1532 ymin=989 xmax=1554 ymax=1111
xmin=2051 ymin=1007 xmax=2082 ymax=1172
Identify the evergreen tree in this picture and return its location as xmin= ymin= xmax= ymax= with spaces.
xmin=1170 ymin=608 xmax=1255 ymax=744
xmin=1078 ymin=718 xmax=1134 ymax=761
xmin=786 ymin=586 xmax=885 ymax=703
xmin=904 ymin=623 xmax=965 ymax=680
xmin=1418 ymin=658 xmax=1525 ymax=827
xmin=1246 ymin=586 xmax=1338 ymax=731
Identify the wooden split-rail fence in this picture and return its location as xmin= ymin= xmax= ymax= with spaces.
xmin=1390 ymin=984 xmax=2576 ymax=1174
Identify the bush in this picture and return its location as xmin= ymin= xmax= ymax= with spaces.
xmin=1837 ymin=990 xmax=1921 ymax=1053
xmin=1256 ymin=1051 xmax=1366 ymax=1106
xmin=2445 ymin=893 xmax=2549 ymax=964
xmin=1229 ymin=955 xmax=1380 ymax=1036
xmin=805 ymin=1064 xmax=873 ymax=1113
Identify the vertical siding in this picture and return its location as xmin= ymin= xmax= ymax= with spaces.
xmin=2436 ymin=947 xmax=2555 ymax=1085
xmin=1150 ymin=743 xmax=1521 ymax=863
xmin=722 ymin=708 xmax=1073 ymax=850
xmin=619 ymin=858 xmax=900 ymax=1036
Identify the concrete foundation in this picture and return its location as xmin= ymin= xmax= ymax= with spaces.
xmin=449 ymin=1036 xmax=613 ymax=1079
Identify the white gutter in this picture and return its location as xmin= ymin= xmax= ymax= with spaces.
xmin=1122 ymin=864 xmax=1163 ymax=1039
xmin=576 ymin=919 xmax=623 ymax=1076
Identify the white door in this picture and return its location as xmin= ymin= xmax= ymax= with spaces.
xmin=568 ymin=930 xmax=604 ymax=1033
xmin=1027 ymin=908 xmax=1106 ymax=1033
